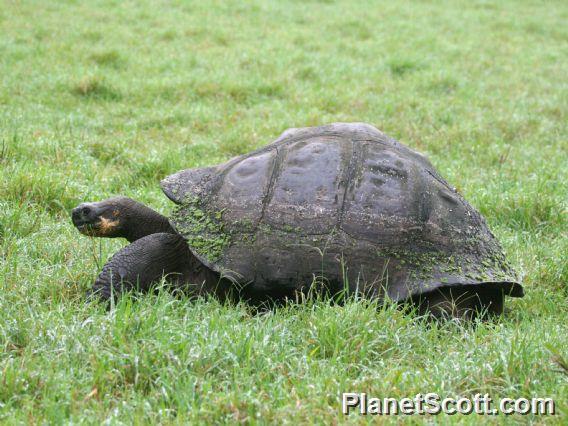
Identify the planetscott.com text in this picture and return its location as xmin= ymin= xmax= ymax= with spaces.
xmin=342 ymin=393 xmax=555 ymax=416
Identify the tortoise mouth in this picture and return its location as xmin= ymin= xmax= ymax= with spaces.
xmin=72 ymin=214 xmax=101 ymax=227
xmin=75 ymin=220 xmax=102 ymax=236
xmin=74 ymin=216 xmax=121 ymax=237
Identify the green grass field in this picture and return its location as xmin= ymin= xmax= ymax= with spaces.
xmin=1 ymin=0 xmax=567 ymax=423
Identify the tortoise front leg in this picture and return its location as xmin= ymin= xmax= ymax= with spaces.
xmin=87 ymin=233 xmax=190 ymax=302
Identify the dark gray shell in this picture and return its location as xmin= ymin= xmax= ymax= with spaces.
xmin=161 ymin=123 xmax=523 ymax=301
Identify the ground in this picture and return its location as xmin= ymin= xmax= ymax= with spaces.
xmin=0 ymin=0 xmax=566 ymax=423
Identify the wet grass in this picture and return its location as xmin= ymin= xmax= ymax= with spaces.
xmin=0 ymin=0 xmax=567 ymax=423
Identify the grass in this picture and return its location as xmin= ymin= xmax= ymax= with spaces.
xmin=0 ymin=0 xmax=566 ymax=423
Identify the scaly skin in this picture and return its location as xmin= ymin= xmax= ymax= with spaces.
xmin=87 ymin=233 xmax=188 ymax=300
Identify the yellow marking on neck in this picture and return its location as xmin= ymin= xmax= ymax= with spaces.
xmin=97 ymin=216 xmax=120 ymax=235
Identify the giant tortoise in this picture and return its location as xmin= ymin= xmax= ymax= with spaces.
xmin=71 ymin=123 xmax=523 ymax=318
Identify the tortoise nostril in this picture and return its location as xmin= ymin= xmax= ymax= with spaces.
xmin=72 ymin=204 xmax=95 ymax=222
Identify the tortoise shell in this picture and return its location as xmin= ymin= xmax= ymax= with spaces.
xmin=161 ymin=123 xmax=523 ymax=301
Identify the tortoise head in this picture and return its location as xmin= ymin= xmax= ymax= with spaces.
xmin=71 ymin=196 xmax=176 ymax=242
xmin=71 ymin=196 xmax=130 ymax=239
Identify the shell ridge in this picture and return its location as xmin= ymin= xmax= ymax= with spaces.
xmin=337 ymin=139 xmax=358 ymax=229
xmin=256 ymin=146 xmax=285 ymax=229
xmin=265 ymin=130 xmax=324 ymax=150
xmin=416 ymin=167 xmax=432 ymax=230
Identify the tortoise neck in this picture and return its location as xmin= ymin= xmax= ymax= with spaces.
xmin=122 ymin=201 xmax=177 ymax=242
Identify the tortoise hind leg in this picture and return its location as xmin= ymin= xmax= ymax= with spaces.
xmin=87 ymin=233 xmax=191 ymax=302
xmin=417 ymin=286 xmax=504 ymax=320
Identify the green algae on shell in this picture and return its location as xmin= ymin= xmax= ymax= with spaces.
xmin=171 ymin=197 xmax=231 ymax=263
